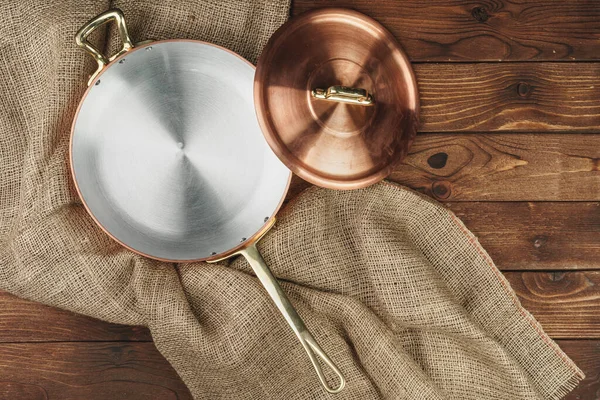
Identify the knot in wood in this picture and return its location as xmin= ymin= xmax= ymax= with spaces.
xmin=108 ymin=345 xmax=125 ymax=364
xmin=471 ymin=6 xmax=489 ymax=22
xmin=432 ymin=181 xmax=451 ymax=199
xmin=550 ymin=272 xmax=565 ymax=282
xmin=427 ymin=152 xmax=448 ymax=169
xmin=533 ymin=235 xmax=547 ymax=248
xmin=517 ymin=82 xmax=531 ymax=97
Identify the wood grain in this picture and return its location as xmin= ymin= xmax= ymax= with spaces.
xmin=448 ymin=202 xmax=600 ymax=270
xmin=0 ymin=342 xmax=192 ymax=400
xmin=505 ymin=271 xmax=600 ymax=339
xmin=292 ymin=0 xmax=600 ymax=62
xmin=559 ymin=340 xmax=600 ymax=400
xmin=0 ymin=292 xmax=150 ymax=343
xmin=286 ymin=190 xmax=600 ymax=270
xmin=390 ymin=134 xmax=600 ymax=201
xmin=413 ymin=63 xmax=600 ymax=132
xmin=0 ymin=273 xmax=597 ymax=343
xmin=0 ymin=341 xmax=594 ymax=400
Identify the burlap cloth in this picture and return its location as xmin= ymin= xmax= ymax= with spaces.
xmin=0 ymin=0 xmax=584 ymax=399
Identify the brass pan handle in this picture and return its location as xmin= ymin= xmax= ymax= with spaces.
xmin=75 ymin=9 xmax=134 ymax=86
xmin=312 ymin=85 xmax=374 ymax=106
xmin=238 ymin=243 xmax=346 ymax=394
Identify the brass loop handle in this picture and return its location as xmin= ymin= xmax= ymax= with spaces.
xmin=300 ymin=331 xmax=346 ymax=393
xmin=312 ymin=85 xmax=374 ymax=106
xmin=75 ymin=9 xmax=134 ymax=86
xmin=236 ymin=243 xmax=346 ymax=393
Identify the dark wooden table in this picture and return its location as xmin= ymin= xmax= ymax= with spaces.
xmin=2 ymin=1 xmax=599 ymax=399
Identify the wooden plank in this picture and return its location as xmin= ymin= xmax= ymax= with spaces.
xmin=291 ymin=134 xmax=600 ymax=202
xmin=390 ymin=134 xmax=600 ymax=201
xmin=0 ymin=340 xmax=594 ymax=399
xmin=261 ymin=62 xmax=599 ymax=133
xmin=0 ymin=292 xmax=151 ymax=343
xmin=448 ymin=202 xmax=600 ymax=270
xmin=559 ymin=340 xmax=600 ymax=400
xmin=291 ymin=0 xmax=600 ymax=62
xmin=0 ymin=272 xmax=598 ymax=344
xmin=0 ymin=342 xmax=192 ymax=400
xmin=286 ymin=185 xmax=600 ymax=269
xmin=505 ymin=271 xmax=600 ymax=339
xmin=413 ymin=63 xmax=599 ymax=132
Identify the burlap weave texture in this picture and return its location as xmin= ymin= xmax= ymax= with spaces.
xmin=0 ymin=1 xmax=583 ymax=399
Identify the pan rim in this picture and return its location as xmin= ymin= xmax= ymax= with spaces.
xmin=70 ymin=38 xmax=292 ymax=263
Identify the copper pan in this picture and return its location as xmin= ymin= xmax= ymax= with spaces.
xmin=255 ymin=8 xmax=419 ymax=190
xmin=71 ymin=9 xmax=344 ymax=393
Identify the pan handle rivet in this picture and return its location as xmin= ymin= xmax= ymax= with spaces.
xmin=146 ymin=46 xmax=152 ymax=51
xmin=94 ymin=80 xmax=101 ymax=86
xmin=119 ymin=59 xmax=125 ymax=64
xmin=241 ymin=237 xmax=247 ymax=242
xmin=211 ymin=252 xmax=217 ymax=256
xmin=264 ymin=217 xmax=269 ymax=222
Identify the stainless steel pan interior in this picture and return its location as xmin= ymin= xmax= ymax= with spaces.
xmin=72 ymin=39 xmax=290 ymax=261
xmin=71 ymin=9 xmax=345 ymax=393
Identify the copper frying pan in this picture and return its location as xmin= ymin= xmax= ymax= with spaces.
xmin=71 ymin=9 xmax=344 ymax=393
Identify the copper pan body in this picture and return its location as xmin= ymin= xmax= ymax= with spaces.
xmin=254 ymin=8 xmax=419 ymax=190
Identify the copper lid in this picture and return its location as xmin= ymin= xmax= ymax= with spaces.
xmin=254 ymin=8 xmax=419 ymax=190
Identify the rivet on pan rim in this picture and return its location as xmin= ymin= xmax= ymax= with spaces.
xmin=94 ymin=80 xmax=101 ymax=85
